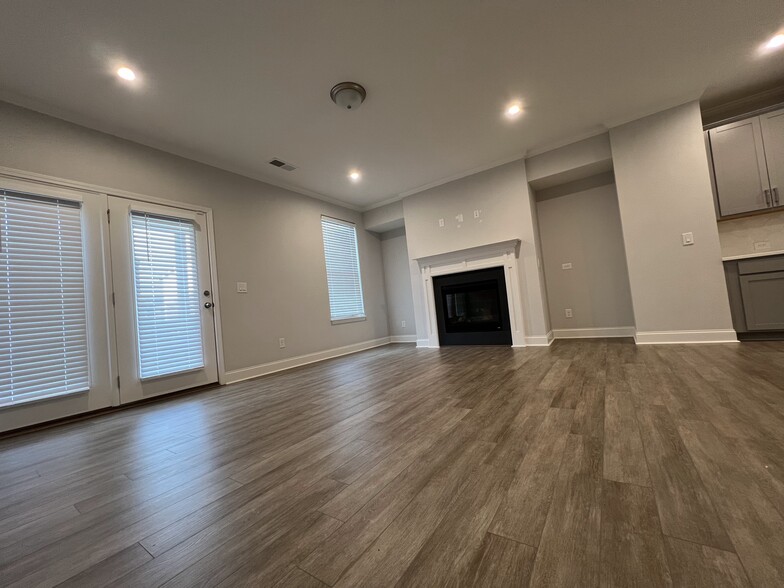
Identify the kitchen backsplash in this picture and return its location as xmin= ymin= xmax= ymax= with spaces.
xmin=718 ymin=209 xmax=784 ymax=258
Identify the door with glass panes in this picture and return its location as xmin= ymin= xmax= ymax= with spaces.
xmin=108 ymin=197 xmax=218 ymax=404
xmin=0 ymin=179 xmax=114 ymax=432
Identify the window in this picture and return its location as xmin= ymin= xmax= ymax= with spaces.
xmin=0 ymin=190 xmax=89 ymax=406
xmin=321 ymin=216 xmax=365 ymax=323
xmin=131 ymin=212 xmax=204 ymax=379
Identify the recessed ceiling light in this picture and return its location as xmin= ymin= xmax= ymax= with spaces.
xmin=348 ymin=170 xmax=361 ymax=182
xmin=505 ymin=102 xmax=523 ymax=119
xmin=117 ymin=67 xmax=136 ymax=81
xmin=766 ymin=34 xmax=784 ymax=49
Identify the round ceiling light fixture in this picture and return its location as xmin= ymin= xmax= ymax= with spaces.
xmin=330 ymin=82 xmax=367 ymax=110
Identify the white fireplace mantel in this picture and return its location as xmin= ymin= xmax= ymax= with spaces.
xmin=414 ymin=239 xmax=526 ymax=348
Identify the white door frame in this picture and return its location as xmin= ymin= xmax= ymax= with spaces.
xmin=0 ymin=166 xmax=228 ymax=393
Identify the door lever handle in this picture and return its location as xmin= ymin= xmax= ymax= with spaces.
xmin=774 ymin=187 xmax=780 ymax=206
xmin=764 ymin=189 xmax=772 ymax=207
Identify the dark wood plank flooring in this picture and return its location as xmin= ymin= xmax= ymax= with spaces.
xmin=1 ymin=339 xmax=784 ymax=587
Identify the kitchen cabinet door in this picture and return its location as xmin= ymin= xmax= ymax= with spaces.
xmin=760 ymin=108 xmax=784 ymax=208
xmin=740 ymin=270 xmax=784 ymax=330
xmin=709 ymin=117 xmax=771 ymax=216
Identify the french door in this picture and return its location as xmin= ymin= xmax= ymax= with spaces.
xmin=108 ymin=197 xmax=218 ymax=404
xmin=0 ymin=179 xmax=114 ymax=432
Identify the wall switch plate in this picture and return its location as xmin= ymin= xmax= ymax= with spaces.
xmin=236 ymin=281 xmax=248 ymax=293
xmin=278 ymin=337 xmax=286 ymax=349
xmin=561 ymin=262 xmax=573 ymax=270
xmin=565 ymin=308 xmax=573 ymax=318
xmin=455 ymin=213 xmax=464 ymax=223
xmin=754 ymin=241 xmax=771 ymax=251
xmin=682 ymin=232 xmax=694 ymax=246
xmin=438 ymin=218 xmax=445 ymax=228
xmin=473 ymin=209 xmax=481 ymax=219
xmin=401 ymin=320 xmax=406 ymax=328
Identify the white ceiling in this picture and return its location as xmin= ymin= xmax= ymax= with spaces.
xmin=1 ymin=1 xmax=783 ymax=210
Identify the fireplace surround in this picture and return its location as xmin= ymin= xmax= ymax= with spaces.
xmin=414 ymin=239 xmax=527 ymax=347
xmin=432 ymin=267 xmax=512 ymax=345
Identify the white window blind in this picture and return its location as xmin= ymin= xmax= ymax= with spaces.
xmin=131 ymin=212 xmax=204 ymax=379
xmin=0 ymin=190 xmax=89 ymax=407
xmin=321 ymin=216 xmax=365 ymax=322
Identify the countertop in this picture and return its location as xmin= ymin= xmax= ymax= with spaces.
xmin=722 ymin=249 xmax=784 ymax=262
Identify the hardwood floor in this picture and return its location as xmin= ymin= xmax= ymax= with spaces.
xmin=1 ymin=339 xmax=784 ymax=587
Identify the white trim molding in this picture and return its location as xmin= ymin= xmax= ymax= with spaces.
xmin=414 ymin=240 xmax=527 ymax=348
xmin=524 ymin=331 xmax=554 ymax=346
xmin=634 ymin=329 xmax=739 ymax=345
xmin=390 ymin=335 xmax=417 ymax=343
xmin=553 ymin=326 xmax=636 ymax=339
xmin=224 ymin=337 xmax=393 ymax=384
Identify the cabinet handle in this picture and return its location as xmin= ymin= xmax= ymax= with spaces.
xmin=764 ymin=189 xmax=771 ymax=207
xmin=774 ymin=187 xmax=780 ymax=206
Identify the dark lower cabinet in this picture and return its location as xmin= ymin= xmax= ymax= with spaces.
xmin=739 ymin=271 xmax=784 ymax=330
xmin=724 ymin=254 xmax=784 ymax=339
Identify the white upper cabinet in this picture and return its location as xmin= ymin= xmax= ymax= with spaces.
xmin=760 ymin=108 xmax=784 ymax=208
xmin=709 ymin=117 xmax=771 ymax=216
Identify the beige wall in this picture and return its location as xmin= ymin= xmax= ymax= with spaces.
xmin=610 ymin=101 xmax=734 ymax=336
xmin=535 ymin=173 xmax=635 ymax=331
xmin=380 ymin=228 xmax=416 ymax=338
xmin=0 ymin=101 xmax=390 ymax=374
xmin=402 ymin=160 xmax=550 ymax=344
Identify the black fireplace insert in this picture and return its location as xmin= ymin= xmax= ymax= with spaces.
xmin=432 ymin=267 xmax=513 ymax=346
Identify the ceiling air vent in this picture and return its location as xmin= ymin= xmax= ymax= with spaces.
xmin=268 ymin=158 xmax=297 ymax=171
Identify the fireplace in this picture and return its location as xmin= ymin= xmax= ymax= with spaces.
xmin=432 ymin=267 xmax=512 ymax=345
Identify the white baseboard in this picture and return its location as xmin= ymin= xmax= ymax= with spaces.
xmin=390 ymin=335 xmax=417 ymax=343
xmin=634 ymin=329 xmax=738 ymax=345
xmin=553 ymin=326 xmax=636 ymax=340
xmin=224 ymin=337 xmax=392 ymax=384
xmin=416 ymin=339 xmax=438 ymax=348
xmin=525 ymin=331 xmax=554 ymax=346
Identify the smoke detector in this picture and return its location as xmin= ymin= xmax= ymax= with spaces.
xmin=330 ymin=82 xmax=367 ymax=110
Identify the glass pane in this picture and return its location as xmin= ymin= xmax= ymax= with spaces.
xmin=131 ymin=213 xmax=204 ymax=379
xmin=0 ymin=191 xmax=89 ymax=406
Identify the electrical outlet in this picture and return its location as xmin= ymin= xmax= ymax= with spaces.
xmin=565 ymin=308 xmax=573 ymax=318
xmin=473 ymin=209 xmax=481 ymax=219
xmin=236 ymin=281 xmax=248 ymax=293
xmin=562 ymin=262 xmax=573 ymax=270
xmin=401 ymin=320 xmax=406 ymax=328
xmin=754 ymin=241 xmax=771 ymax=251
xmin=438 ymin=218 xmax=445 ymax=228
xmin=278 ymin=337 xmax=286 ymax=349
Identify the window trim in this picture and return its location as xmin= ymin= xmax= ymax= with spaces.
xmin=320 ymin=215 xmax=366 ymax=324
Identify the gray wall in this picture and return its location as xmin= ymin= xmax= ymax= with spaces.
xmin=0 ymin=101 xmax=390 ymax=374
xmin=380 ymin=228 xmax=416 ymax=338
xmin=402 ymin=160 xmax=550 ymax=343
xmin=610 ymin=101 xmax=734 ymax=335
xmin=535 ymin=173 xmax=635 ymax=331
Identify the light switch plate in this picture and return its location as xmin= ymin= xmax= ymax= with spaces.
xmin=681 ymin=232 xmax=694 ymax=246
xmin=438 ymin=218 xmax=445 ymax=228
xmin=278 ymin=337 xmax=286 ymax=349
xmin=562 ymin=262 xmax=573 ymax=270
xmin=236 ymin=281 xmax=248 ymax=293
xmin=455 ymin=213 xmax=464 ymax=223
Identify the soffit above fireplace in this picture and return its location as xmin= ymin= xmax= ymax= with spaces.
xmin=414 ymin=239 xmax=521 ymax=269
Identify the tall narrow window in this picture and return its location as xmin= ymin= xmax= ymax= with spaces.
xmin=131 ymin=212 xmax=204 ymax=379
xmin=0 ymin=190 xmax=89 ymax=407
xmin=320 ymin=216 xmax=365 ymax=323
